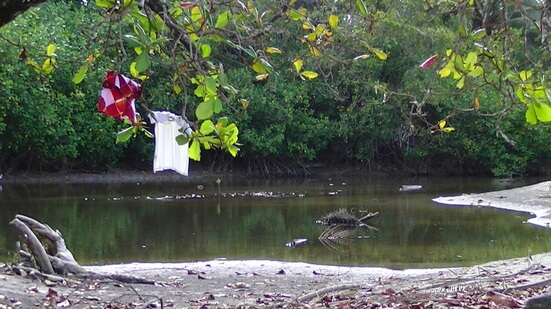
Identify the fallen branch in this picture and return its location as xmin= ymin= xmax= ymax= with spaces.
xmin=9 ymin=214 xmax=160 ymax=286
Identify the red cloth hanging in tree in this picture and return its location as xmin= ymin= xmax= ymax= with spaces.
xmin=98 ymin=71 xmax=142 ymax=125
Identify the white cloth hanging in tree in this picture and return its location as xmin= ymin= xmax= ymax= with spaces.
xmin=148 ymin=111 xmax=193 ymax=176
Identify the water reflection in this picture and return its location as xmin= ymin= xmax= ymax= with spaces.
xmin=1 ymin=176 xmax=550 ymax=269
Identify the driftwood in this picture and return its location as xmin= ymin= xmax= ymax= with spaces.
xmin=9 ymin=214 xmax=158 ymax=285
xmin=10 ymin=214 xmax=83 ymax=275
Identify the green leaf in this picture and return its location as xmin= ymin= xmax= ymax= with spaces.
xmin=468 ymin=66 xmax=484 ymax=77
xmin=95 ymin=0 xmax=114 ymax=8
xmin=218 ymin=72 xmax=228 ymax=87
xmin=204 ymin=77 xmax=217 ymax=94
xmin=471 ymin=29 xmax=486 ymax=40
xmin=200 ymin=120 xmax=215 ymax=135
xmin=116 ymin=126 xmax=135 ymax=144
xmin=194 ymin=84 xmax=205 ymax=97
xmin=189 ymin=139 xmax=201 ymax=161
xmin=200 ymin=44 xmax=212 ymax=58
xmin=46 ymin=44 xmax=56 ymax=57
xmin=217 ymin=117 xmax=228 ymax=127
xmin=215 ymin=11 xmax=231 ymax=28
xmin=196 ymin=100 xmax=214 ymax=120
xmin=213 ymin=98 xmax=223 ymax=113
xmin=123 ymin=35 xmax=142 ymax=48
xmin=72 ymin=66 xmax=88 ymax=84
xmin=534 ymin=103 xmax=551 ymax=122
xmin=175 ymin=134 xmax=190 ymax=145
xmin=135 ymin=51 xmax=150 ymax=72
xmin=289 ymin=9 xmax=303 ymax=21
xmin=355 ymin=0 xmax=367 ymax=16
xmin=456 ymin=76 xmax=465 ymax=89
xmin=191 ymin=6 xmax=202 ymax=22
xmin=526 ymin=104 xmax=537 ymax=125
xmin=228 ymin=144 xmax=239 ymax=157
xmin=516 ymin=87 xmax=527 ymax=103
xmin=252 ymin=60 xmax=267 ymax=73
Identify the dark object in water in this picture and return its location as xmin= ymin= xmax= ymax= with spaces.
xmin=316 ymin=208 xmax=379 ymax=226
xmin=285 ymin=238 xmax=307 ymax=247
xmin=399 ymin=184 xmax=422 ymax=192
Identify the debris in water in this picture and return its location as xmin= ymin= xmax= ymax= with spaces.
xmin=399 ymin=185 xmax=423 ymax=192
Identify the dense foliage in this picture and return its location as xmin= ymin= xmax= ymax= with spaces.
xmin=1 ymin=0 xmax=551 ymax=177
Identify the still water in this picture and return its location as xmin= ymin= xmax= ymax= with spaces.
xmin=1 ymin=175 xmax=551 ymax=269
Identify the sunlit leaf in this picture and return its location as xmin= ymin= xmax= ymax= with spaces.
xmin=526 ymin=103 xmax=537 ymax=125
xmin=328 ymin=14 xmax=338 ymax=29
xmin=300 ymin=71 xmax=318 ymax=79
xmin=293 ymin=59 xmax=303 ymax=73
xmin=468 ymin=66 xmax=484 ymax=77
xmin=190 ymin=6 xmax=202 ymax=22
xmin=438 ymin=120 xmax=446 ymax=129
xmin=371 ymin=48 xmax=387 ymax=60
xmin=251 ymin=60 xmax=267 ymax=73
xmin=116 ymin=126 xmax=135 ymax=144
xmin=516 ymin=87 xmax=527 ymax=103
xmin=441 ymin=127 xmax=455 ymax=132
xmin=46 ymin=44 xmax=56 ymax=57
xmin=215 ymin=11 xmax=230 ymax=28
xmin=200 ymin=44 xmax=212 ymax=58
xmin=173 ymin=84 xmax=182 ymax=94
xmin=439 ymin=67 xmax=452 ymax=78
xmin=456 ymin=76 xmax=465 ymax=89
xmin=42 ymin=58 xmax=55 ymax=74
xmin=519 ymin=70 xmax=532 ymax=81
xmin=534 ymin=103 xmax=551 ymax=122
xmin=302 ymin=22 xmax=312 ymax=30
xmin=189 ymin=139 xmax=201 ymax=161
xmin=200 ymin=119 xmax=215 ymax=135
xmin=288 ymin=9 xmax=304 ymax=21
xmin=419 ymin=54 xmax=437 ymax=69
xmin=72 ymin=66 xmax=88 ymax=84
xmin=309 ymin=46 xmax=321 ymax=57
xmin=265 ymin=47 xmax=282 ymax=54
xmin=228 ymin=144 xmax=239 ymax=157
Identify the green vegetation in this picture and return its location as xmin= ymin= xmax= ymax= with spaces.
xmin=2 ymin=0 xmax=551 ymax=177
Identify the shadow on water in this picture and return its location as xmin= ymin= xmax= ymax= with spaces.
xmin=1 ymin=175 xmax=551 ymax=269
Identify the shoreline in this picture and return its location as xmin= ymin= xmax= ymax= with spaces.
xmin=432 ymin=180 xmax=551 ymax=228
